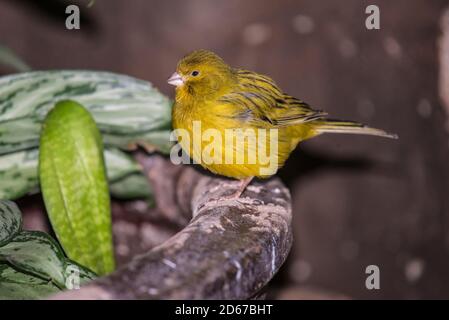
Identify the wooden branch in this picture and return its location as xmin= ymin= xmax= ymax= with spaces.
xmin=51 ymin=154 xmax=292 ymax=299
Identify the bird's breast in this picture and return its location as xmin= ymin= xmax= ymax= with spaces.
xmin=172 ymin=100 xmax=288 ymax=179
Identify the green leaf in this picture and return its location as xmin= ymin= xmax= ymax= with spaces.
xmin=109 ymin=172 xmax=153 ymax=202
xmin=0 ymin=264 xmax=60 ymax=300
xmin=0 ymin=201 xmax=97 ymax=299
xmin=0 ymin=149 xmax=40 ymax=200
xmin=0 ymin=70 xmax=173 ymax=156
xmin=104 ymin=148 xmax=142 ymax=181
xmin=0 ymin=70 xmax=172 ymax=203
xmin=0 ymin=200 xmax=22 ymax=247
xmin=39 ymin=100 xmax=115 ymax=275
xmin=0 ymin=45 xmax=31 ymax=72
xmin=0 ymin=147 xmax=143 ymax=200
xmin=0 ymin=231 xmax=67 ymax=288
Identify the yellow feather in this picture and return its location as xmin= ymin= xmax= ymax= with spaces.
xmin=171 ymin=50 xmax=397 ymax=181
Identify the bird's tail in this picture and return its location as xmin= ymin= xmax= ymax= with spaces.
xmin=312 ymin=119 xmax=398 ymax=139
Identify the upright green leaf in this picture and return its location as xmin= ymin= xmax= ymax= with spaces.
xmin=0 ymin=200 xmax=22 ymax=247
xmin=39 ymin=100 xmax=114 ymax=275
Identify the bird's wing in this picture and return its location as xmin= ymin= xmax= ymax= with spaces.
xmin=274 ymin=95 xmax=327 ymax=125
xmin=218 ymin=69 xmax=326 ymax=127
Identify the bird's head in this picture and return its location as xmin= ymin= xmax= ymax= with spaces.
xmin=168 ymin=50 xmax=235 ymax=99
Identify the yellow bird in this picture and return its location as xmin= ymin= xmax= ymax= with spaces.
xmin=169 ymin=50 xmax=397 ymax=198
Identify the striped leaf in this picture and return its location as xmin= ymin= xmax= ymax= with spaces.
xmin=0 ymin=147 xmax=145 ymax=200
xmin=0 ymin=149 xmax=40 ymax=200
xmin=0 ymin=240 xmax=96 ymax=298
xmin=109 ymin=172 xmax=153 ymax=201
xmin=0 ymin=264 xmax=60 ymax=300
xmin=0 ymin=200 xmax=22 ymax=247
xmin=39 ymin=100 xmax=114 ymax=275
xmin=0 ymin=231 xmax=67 ymax=288
xmin=0 ymin=70 xmax=173 ymax=155
xmin=0 ymin=201 xmax=96 ymax=299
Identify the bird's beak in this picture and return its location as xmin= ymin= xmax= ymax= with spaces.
xmin=167 ymin=72 xmax=184 ymax=87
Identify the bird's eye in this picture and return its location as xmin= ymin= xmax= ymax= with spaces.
xmin=191 ymin=70 xmax=199 ymax=77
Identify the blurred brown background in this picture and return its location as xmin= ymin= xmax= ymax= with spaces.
xmin=1 ymin=0 xmax=449 ymax=299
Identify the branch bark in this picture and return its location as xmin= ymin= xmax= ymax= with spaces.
xmin=51 ymin=154 xmax=292 ymax=299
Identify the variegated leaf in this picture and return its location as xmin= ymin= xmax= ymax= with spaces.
xmin=0 ymin=147 xmax=143 ymax=200
xmin=0 ymin=200 xmax=22 ymax=247
xmin=0 ymin=264 xmax=60 ymax=300
xmin=0 ymin=70 xmax=173 ymax=155
xmin=0 ymin=231 xmax=67 ymax=288
xmin=109 ymin=172 xmax=153 ymax=202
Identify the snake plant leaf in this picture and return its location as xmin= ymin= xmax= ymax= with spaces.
xmin=0 ymin=200 xmax=22 ymax=247
xmin=0 ymin=264 xmax=60 ymax=300
xmin=0 ymin=147 xmax=144 ymax=200
xmin=0 ymin=231 xmax=67 ymax=288
xmin=0 ymin=70 xmax=173 ymax=155
xmin=39 ymin=100 xmax=114 ymax=275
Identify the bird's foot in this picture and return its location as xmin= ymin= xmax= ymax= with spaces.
xmin=209 ymin=177 xmax=254 ymax=203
